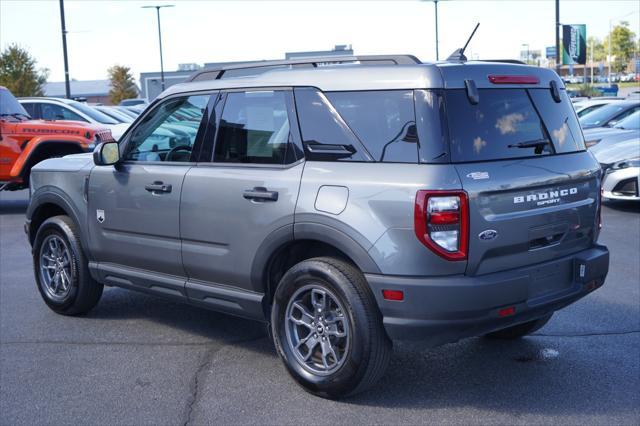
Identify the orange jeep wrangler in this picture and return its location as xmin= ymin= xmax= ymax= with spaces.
xmin=0 ymin=86 xmax=113 ymax=191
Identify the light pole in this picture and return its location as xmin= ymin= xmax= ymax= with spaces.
xmin=142 ymin=4 xmax=174 ymax=91
xmin=59 ymin=0 xmax=71 ymax=98
xmin=522 ymin=43 xmax=530 ymax=65
xmin=421 ymin=0 xmax=444 ymax=61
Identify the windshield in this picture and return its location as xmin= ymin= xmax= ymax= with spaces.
xmin=579 ymin=103 xmax=628 ymax=127
xmin=68 ymin=100 xmax=119 ymax=124
xmin=614 ymin=110 xmax=640 ymax=130
xmin=0 ymin=87 xmax=30 ymax=117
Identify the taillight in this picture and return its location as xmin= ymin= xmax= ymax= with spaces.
xmin=488 ymin=75 xmax=540 ymax=84
xmin=414 ymin=190 xmax=469 ymax=261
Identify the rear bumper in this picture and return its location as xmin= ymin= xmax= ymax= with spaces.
xmin=365 ymin=244 xmax=609 ymax=346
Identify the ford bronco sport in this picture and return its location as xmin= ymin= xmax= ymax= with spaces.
xmin=26 ymin=54 xmax=609 ymax=398
xmin=0 ymin=86 xmax=112 ymax=191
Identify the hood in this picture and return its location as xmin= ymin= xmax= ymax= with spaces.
xmin=586 ymin=129 xmax=640 ymax=151
xmin=5 ymin=119 xmax=106 ymax=139
xmin=592 ymin=138 xmax=640 ymax=165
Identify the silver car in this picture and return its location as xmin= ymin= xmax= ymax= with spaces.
xmin=26 ymin=55 xmax=609 ymax=398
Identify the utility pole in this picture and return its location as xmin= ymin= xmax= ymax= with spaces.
xmin=555 ymin=0 xmax=560 ymax=73
xmin=434 ymin=0 xmax=439 ymax=60
xmin=142 ymin=5 xmax=174 ymax=91
xmin=59 ymin=0 xmax=71 ymax=98
xmin=590 ymin=38 xmax=594 ymax=84
xmin=608 ymin=19 xmax=612 ymax=83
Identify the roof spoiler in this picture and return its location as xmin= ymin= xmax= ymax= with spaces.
xmin=186 ymin=54 xmax=422 ymax=82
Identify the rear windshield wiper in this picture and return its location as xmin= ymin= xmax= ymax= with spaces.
xmin=508 ymin=139 xmax=551 ymax=149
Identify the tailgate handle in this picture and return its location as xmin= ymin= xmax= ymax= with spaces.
xmin=528 ymin=222 xmax=568 ymax=250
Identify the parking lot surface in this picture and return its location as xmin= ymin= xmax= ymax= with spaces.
xmin=1 ymin=189 xmax=638 ymax=425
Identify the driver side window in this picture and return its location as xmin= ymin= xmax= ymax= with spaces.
xmin=125 ymin=94 xmax=209 ymax=162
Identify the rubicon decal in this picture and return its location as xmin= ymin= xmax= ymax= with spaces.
xmin=514 ymin=188 xmax=578 ymax=206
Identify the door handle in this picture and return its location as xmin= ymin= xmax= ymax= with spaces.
xmin=145 ymin=181 xmax=172 ymax=193
xmin=243 ymin=187 xmax=278 ymax=202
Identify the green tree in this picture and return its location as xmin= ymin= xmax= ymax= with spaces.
xmin=0 ymin=44 xmax=48 ymax=96
xmin=587 ymin=37 xmax=606 ymax=62
xmin=108 ymin=65 xmax=138 ymax=105
xmin=604 ymin=21 xmax=637 ymax=72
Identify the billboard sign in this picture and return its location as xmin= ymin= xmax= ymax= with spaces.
xmin=562 ymin=24 xmax=586 ymax=65
xmin=546 ymin=46 xmax=556 ymax=59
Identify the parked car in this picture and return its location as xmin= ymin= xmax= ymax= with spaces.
xmin=26 ymin=56 xmax=609 ymax=398
xmin=583 ymin=110 xmax=640 ymax=147
xmin=579 ymin=100 xmax=640 ymax=129
xmin=119 ymin=98 xmax=148 ymax=107
xmin=0 ymin=86 xmax=112 ymax=191
xmin=573 ymin=98 xmax=622 ymax=118
xmin=591 ymin=138 xmax=640 ymax=202
xmin=620 ymin=73 xmax=637 ymax=83
xmin=93 ymin=105 xmax=134 ymax=123
xmin=113 ymin=106 xmax=139 ymax=119
xmin=19 ymin=97 xmax=130 ymax=140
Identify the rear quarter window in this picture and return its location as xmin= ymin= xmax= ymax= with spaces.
xmin=528 ymin=89 xmax=585 ymax=153
xmin=325 ymin=90 xmax=418 ymax=163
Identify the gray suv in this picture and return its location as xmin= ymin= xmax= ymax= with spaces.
xmin=26 ymin=55 xmax=609 ymax=398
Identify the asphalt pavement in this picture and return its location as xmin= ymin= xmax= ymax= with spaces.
xmin=1 ymin=189 xmax=638 ymax=425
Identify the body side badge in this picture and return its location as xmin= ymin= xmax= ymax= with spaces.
xmin=478 ymin=229 xmax=498 ymax=241
xmin=96 ymin=209 xmax=105 ymax=224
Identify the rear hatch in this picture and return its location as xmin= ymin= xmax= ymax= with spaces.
xmin=443 ymin=81 xmax=601 ymax=276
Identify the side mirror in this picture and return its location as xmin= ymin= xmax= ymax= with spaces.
xmin=93 ymin=142 xmax=120 ymax=166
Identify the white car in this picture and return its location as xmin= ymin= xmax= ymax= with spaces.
xmin=19 ymin=97 xmax=130 ymax=140
xmin=592 ymin=138 xmax=640 ymax=202
xmin=572 ymin=98 xmax=623 ymax=118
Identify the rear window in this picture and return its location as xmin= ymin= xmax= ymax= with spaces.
xmin=445 ymin=89 xmax=584 ymax=162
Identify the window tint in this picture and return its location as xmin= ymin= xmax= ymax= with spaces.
xmin=325 ymin=90 xmax=418 ymax=163
xmin=528 ymin=89 xmax=585 ymax=153
xmin=445 ymin=89 xmax=551 ymax=162
xmin=125 ymin=95 xmax=209 ymax=162
xmin=294 ymin=88 xmax=368 ymax=162
xmin=214 ymin=91 xmax=292 ymax=164
xmin=614 ymin=110 xmax=640 ymax=130
xmin=40 ymin=103 xmax=86 ymax=122
xmin=69 ymin=101 xmax=119 ymax=124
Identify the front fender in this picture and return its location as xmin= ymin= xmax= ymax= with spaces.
xmin=10 ymin=136 xmax=90 ymax=178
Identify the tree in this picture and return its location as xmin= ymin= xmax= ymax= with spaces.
xmin=587 ymin=37 xmax=606 ymax=62
xmin=108 ymin=65 xmax=138 ymax=105
xmin=604 ymin=21 xmax=637 ymax=72
xmin=0 ymin=44 xmax=48 ymax=96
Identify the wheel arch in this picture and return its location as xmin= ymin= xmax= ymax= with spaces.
xmin=10 ymin=138 xmax=87 ymax=180
xmin=252 ymin=222 xmax=381 ymax=315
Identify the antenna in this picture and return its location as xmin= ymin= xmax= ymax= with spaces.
xmin=446 ymin=23 xmax=480 ymax=62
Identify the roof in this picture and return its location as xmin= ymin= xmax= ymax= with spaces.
xmin=161 ymin=60 xmax=564 ymax=99
xmin=44 ymin=80 xmax=112 ymax=97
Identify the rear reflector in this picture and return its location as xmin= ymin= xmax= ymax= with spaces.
xmin=488 ymin=75 xmax=540 ymax=84
xmin=382 ymin=289 xmax=404 ymax=301
xmin=498 ymin=306 xmax=516 ymax=317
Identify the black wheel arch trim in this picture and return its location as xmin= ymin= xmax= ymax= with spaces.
xmin=27 ymin=187 xmax=91 ymax=259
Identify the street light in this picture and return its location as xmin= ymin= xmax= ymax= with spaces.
xmin=422 ymin=0 xmax=446 ymax=61
xmin=142 ymin=4 xmax=174 ymax=91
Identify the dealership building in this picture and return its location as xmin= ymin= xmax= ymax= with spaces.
xmin=139 ymin=45 xmax=354 ymax=100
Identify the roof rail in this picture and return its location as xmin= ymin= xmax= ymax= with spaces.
xmin=186 ymin=54 xmax=422 ymax=82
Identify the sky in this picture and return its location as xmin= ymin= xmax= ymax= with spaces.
xmin=1 ymin=0 xmax=639 ymax=84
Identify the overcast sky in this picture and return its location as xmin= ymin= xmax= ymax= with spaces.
xmin=1 ymin=0 xmax=639 ymax=83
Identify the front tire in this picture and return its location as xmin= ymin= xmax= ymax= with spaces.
xmin=33 ymin=215 xmax=103 ymax=315
xmin=271 ymin=257 xmax=391 ymax=398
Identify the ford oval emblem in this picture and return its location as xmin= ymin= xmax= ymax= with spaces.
xmin=478 ymin=229 xmax=498 ymax=241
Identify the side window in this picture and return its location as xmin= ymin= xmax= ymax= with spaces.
xmin=214 ymin=90 xmax=293 ymax=164
xmin=293 ymin=88 xmax=369 ymax=162
xmin=22 ymin=102 xmax=37 ymax=118
xmin=609 ymin=106 xmax=639 ymax=126
xmin=125 ymin=95 xmax=209 ymax=163
xmin=325 ymin=90 xmax=418 ymax=163
xmin=41 ymin=104 xmax=85 ymax=122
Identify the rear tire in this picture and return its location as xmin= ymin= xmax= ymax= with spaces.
xmin=33 ymin=215 xmax=103 ymax=315
xmin=485 ymin=314 xmax=553 ymax=340
xmin=271 ymin=257 xmax=391 ymax=398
